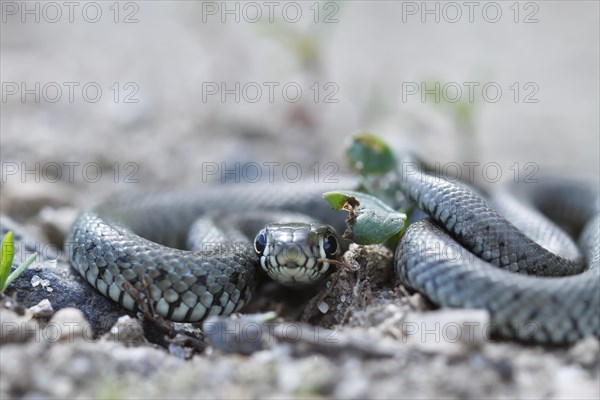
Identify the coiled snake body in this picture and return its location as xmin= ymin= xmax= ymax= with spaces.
xmin=395 ymin=169 xmax=599 ymax=344
xmin=67 ymin=169 xmax=599 ymax=344
xmin=67 ymin=181 xmax=347 ymax=322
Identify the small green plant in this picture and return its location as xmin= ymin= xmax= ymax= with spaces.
xmin=256 ymin=1 xmax=343 ymax=72
xmin=0 ymin=231 xmax=37 ymax=293
xmin=422 ymin=76 xmax=488 ymax=162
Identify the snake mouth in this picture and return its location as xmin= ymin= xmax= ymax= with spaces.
xmin=273 ymin=264 xmax=323 ymax=286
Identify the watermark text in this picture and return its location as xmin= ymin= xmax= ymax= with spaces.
xmin=1 ymin=1 xmax=140 ymax=23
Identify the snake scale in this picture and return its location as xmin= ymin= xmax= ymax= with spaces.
xmin=67 ymin=164 xmax=599 ymax=344
xmin=395 ymin=169 xmax=599 ymax=344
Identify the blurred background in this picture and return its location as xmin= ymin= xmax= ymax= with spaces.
xmin=1 ymin=1 xmax=599 ymax=215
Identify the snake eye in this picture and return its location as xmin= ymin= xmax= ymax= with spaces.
xmin=254 ymin=230 xmax=267 ymax=256
xmin=323 ymin=232 xmax=339 ymax=258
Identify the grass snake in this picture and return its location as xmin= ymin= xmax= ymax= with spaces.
xmin=66 ymin=165 xmax=599 ymax=344
xmin=67 ymin=181 xmax=348 ymax=322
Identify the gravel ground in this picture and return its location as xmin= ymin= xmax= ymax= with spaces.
xmin=1 ymin=1 xmax=599 ymax=399
xmin=1 ymin=242 xmax=599 ymax=399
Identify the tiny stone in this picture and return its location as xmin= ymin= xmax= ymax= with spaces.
xmin=103 ymin=316 xmax=145 ymax=346
xmin=317 ymin=301 xmax=330 ymax=314
xmin=28 ymin=299 xmax=54 ymax=318
xmin=168 ymin=343 xmax=187 ymax=359
xmin=31 ymin=275 xmax=41 ymax=287
xmin=48 ymin=308 xmax=92 ymax=342
xmin=568 ymin=337 xmax=600 ymax=368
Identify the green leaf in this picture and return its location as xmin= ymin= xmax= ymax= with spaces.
xmin=4 ymin=253 xmax=37 ymax=290
xmin=345 ymin=133 xmax=396 ymax=176
xmin=323 ymin=191 xmax=406 ymax=245
xmin=322 ymin=191 xmax=354 ymax=211
xmin=1 ymin=231 xmax=15 ymax=292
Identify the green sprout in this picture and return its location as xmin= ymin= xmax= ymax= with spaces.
xmin=323 ymin=190 xmax=406 ymax=246
xmin=0 ymin=231 xmax=37 ymax=293
xmin=421 ymin=76 xmax=488 ymax=161
xmin=324 ymin=134 xmax=415 ymax=249
xmin=256 ymin=1 xmax=343 ymax=72
xmin=424 ymin=79 xmax=478 ymax=137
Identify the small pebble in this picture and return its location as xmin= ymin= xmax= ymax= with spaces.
xmin=47 ymin=308 xmax=93 ymax=342
xmin=168 ymin=343 xmax=187 ymax=359
xmin=317 ymin=301 xmax=329 ymax=314
xmin=568 ymin=337 xmax=600 ymax=368
xmin=30 ymin=275 xmax=52 ymax=292
xmin=102 ymin=316 xmax=145 ymax=346
xmin=28 ymin=299 xmax=54 ymax=318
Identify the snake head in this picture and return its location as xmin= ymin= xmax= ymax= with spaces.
xmin=254 ymin=223 xmax=340 ymax=286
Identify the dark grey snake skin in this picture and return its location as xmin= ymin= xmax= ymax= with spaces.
xmin=395 ymin=170 xmax=599 ymax=343
xmin=67 ymin=168 xmax=599 ymax=344
xmin=66 ymin=181 xmax=348 ymax=322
